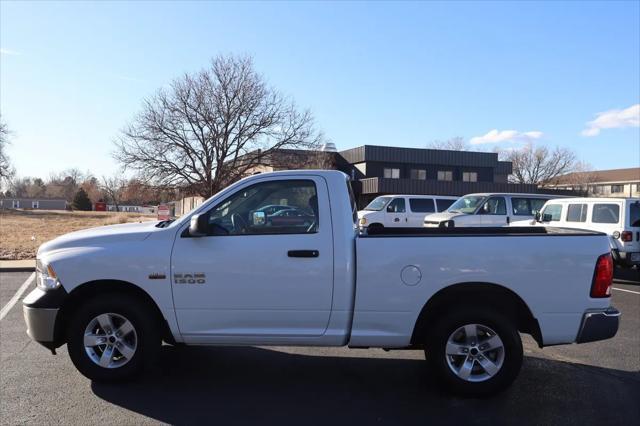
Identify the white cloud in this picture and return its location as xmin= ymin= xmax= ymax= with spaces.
xmin=581 ymin=104 xmax=640 ymax=137
xmin=0 ymin=48 xmax=22 ymax=56
xmin=469 ymin=129 xmax=544 ymax=145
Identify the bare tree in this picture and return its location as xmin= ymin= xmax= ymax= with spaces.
xmin=427 ymin=136 xmax=469 ymax=151
xmin=496 ymin=143 xmax=578 ymax=186
xmin=100 ymin=176 xmax=126 ymax=211
xmin=114 ymin=55 xmax=324 ymax=198
xmin=0 ymin=117 xmax=15 ymax=183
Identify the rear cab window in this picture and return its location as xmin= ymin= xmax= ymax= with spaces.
xmin=409 ymin=198 xmax=435 ymax=213
xmin=592 ymin=204 xmax=620 ymax=224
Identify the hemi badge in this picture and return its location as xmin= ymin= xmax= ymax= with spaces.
xmin=148 ymin=273 xmax=166 ymax=280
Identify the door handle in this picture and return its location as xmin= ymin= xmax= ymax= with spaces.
xmin=394 ymin=218 xmax=400 ymax=222
xmin=288 ymin=250 xmax=319 ymax=258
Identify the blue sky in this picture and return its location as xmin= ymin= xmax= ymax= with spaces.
xmin=1 ymin=1 xmax=639 ymax=180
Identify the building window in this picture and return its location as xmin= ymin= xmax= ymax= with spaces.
xmin=410 ymin=169 xmax=426 ymax=180
xmin=437 ymin=170 xmax=453 ymax=181
xmin=462 ymin=172 xmax=478 ymax=182
xmin=32 ymin=201 xmax=39 ymax=209
xmin=12 ymin=200 xmax=19 ymax=209
xmin=611 ymin=184 xmax=624 ymax=193
xmin=384 ymin=168 xmax=400 ymax=179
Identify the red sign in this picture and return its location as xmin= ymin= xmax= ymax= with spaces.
xmin=94 ymin=202 xmax=107 ymax=212
xmin=157 ymin=204 xmax=170 ymax=220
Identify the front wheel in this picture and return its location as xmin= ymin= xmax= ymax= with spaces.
xmin=426 ymin=308 xmax=523 ymax=397
xmin=67 ymin=294 xmax=160 ymax=382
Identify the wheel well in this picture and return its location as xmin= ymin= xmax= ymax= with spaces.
xmin=410 ymin=282 xmax=543 ymax=347
xmin=54 ymin=280 xmax=175 ymax=347
xmin=368 ymin=223 xmax=384 ymax=228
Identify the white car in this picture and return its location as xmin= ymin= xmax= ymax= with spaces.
xmin=358 ymin=195 xmax=457 ymax=229
xmin=24 ymin=170 xmax=618 ymax=396
xmin=536 ymin=197 xmax=640 ymax=268
xmin=423 ymin=193 xmax=560 ymax=227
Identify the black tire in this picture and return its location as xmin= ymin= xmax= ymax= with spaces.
xmin=367 ymin=223 xmax=384 ymax=232
xmin=425 ymin=308 xmax=523 ymax=397
xmin=66 ymin=293 xmax=161 ymax=382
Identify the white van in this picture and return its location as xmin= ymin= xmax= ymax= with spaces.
xmin=536 ymin=198 xmax=640 ymax=267
xmin=358 ymin=195 xmax=458 ymax=229
xmin=423 ymin=193 xmax=560 ymax=227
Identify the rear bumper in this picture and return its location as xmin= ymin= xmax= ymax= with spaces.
xmin=576 ymin=307 xmax=620 ymax=343
xmin=612 ymin=250 xmax=639 ymax=266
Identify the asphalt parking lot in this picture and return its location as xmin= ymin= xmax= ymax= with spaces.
xmin=1 ymin=270 xmax=638 ymax=425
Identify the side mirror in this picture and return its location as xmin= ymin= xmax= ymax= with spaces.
xmin=252 ymin=211 xmax=266 ymax=226
xmin=189 ymin=213 xmax=209 ymax=237
xmin=534 ymin=212 xmax=541 ymax=222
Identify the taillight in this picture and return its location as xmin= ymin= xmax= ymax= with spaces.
xmin=591 ymin=253 xmax=613 ymax=298
xmin=621 ymin=231 xmax=633 ymax=242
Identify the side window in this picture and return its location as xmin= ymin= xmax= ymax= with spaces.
xmin=409 ymin=198 xmax=435 ymax=213
xmin=592 ymin=204 xmax=620 ymax=224
xmin=529 ymin=199 xmax=547 ymax=215
xmin=541 ymin=204 xmax=562 ymax=221
xmin=566 ymin=204 xmax=587 ymax=222
xmin=479 ymin=197 xmax=506 ymax=215
xmin=436 ymin=199 xmax=455 ymax=212
xmin=511 ymin=198 xmax=530 ymax=216
xmin=386 ymin=198 xmax=406 ymax=213
xmin=207 ymin=179 xmax=319 ymax=235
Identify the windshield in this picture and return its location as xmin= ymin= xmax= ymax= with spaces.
xmin=630 ymin=202 xmax=640 ymax=227
xmin=447 ymin=195 xmax=487 ymax=214
xmin=364 ymin=196 xmax=392 ymax=211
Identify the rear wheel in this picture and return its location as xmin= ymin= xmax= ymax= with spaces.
xmin=426 ymin=308 xmax=523 ymax=396
xmin=67 ymin=294 xmax=160 ymax=382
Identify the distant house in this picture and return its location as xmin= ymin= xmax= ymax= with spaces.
xmin=0 ymin=197 xmax=67 ymax=210
xmin=548 ymin=167 xmax=640 ymax=198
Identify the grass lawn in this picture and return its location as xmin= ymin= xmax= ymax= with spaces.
xmin=0 ymin=209 xmax=157 ymax=260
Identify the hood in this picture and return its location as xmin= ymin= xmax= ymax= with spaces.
xmin=358 ymin=210 xmax=377 ymax=219
xmin=423 ymin=212 xmax=464 ymax=223
xmin=37 ymin=221 xmax=159 ymax=257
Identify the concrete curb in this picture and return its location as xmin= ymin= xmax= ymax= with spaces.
xmin=0 ymin=260 xmax=36 ymax=273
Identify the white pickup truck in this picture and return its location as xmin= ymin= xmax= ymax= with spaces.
xmin=23 ymin=170 xmax=620 ymax=396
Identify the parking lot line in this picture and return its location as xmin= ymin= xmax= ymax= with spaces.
xmin=0 ymin=272 xmax=35 ymax=321
xmin=612 ymin=287 xmax=640 ymax=295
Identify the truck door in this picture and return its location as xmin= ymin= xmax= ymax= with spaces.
xmin=170 ymin=176 xmax=334 ymax=343
xmin=385 ymin=197 xmax=407 ymax=226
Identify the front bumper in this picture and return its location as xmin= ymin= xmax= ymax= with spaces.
xmin=22 ymin=285 xmax=68 ymax=350
xmin=576 ymin=307 xmax=620 ymax=343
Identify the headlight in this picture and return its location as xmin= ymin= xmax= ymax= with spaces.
xmin=36 ymin=260 xmax=61 ymax=291
xmin=359 ymin=217 xmax=367 ymax=226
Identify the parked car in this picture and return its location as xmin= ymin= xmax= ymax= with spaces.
xmin=24 ymin=170 xmax=618 ymax=396
xmin=358 ymin=195 xmax=458 ymax=229
xmin=535 ymin=197 xmax=640 ymax=268
xmin=423 ymin=193 xmax=560 ymax=228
